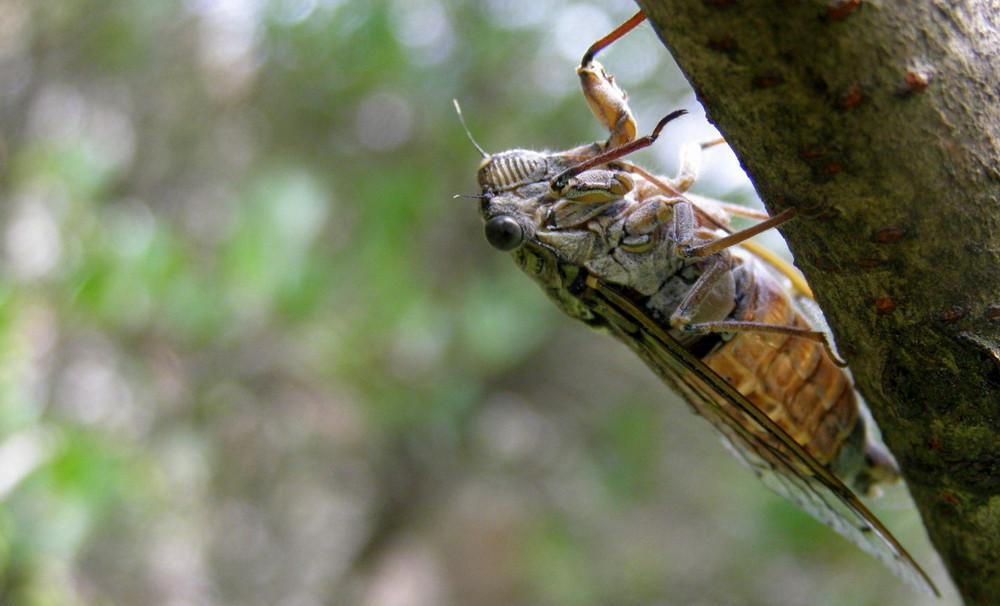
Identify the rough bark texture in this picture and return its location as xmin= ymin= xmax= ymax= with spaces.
xmin=633 ymin=0 xmax=1000 ymax=603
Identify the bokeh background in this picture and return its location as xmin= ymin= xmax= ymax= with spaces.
xmin=0 ymin=0 xmax=955 ymax=604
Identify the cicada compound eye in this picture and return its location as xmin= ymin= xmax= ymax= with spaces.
xmin=484 ymin=215 xmax=524 ymax=251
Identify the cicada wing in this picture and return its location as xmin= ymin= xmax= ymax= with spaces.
xmin=690 ymin=383 xmax=937 ymax=596
xmin=583 ymin=280 xmax=938 ymax=596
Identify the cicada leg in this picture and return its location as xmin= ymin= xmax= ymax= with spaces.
xmin=628 ymin=140 xmax=771 ymax=236
xmin=683 ymin=318 xmax=848 ymax=368
xmin=551 ymin=110 xmax=687 ymax=191
xmin=578 ymin=61 xmax=637 ymax=150
xmin=577 ymin=11 xmax=645 ymax=149
xmin=640 ymin=140 xmax=811 ymax=298
xmin=670 ymin=265 xmax=847 ymax=367
xmin=680 ymin=206 xmax=803 ymax=258
xmin=630 ymin=140 xmax=708 ymax=198
xmin=580 ymin=11 xmax=646 ymax=67
xmin=568 ymin=12 xmax=723 ymax=198
xmin=672 ymin=139 xmax=720 ymax=194
xmin=576 ymin=12 xmax=782 ymax=226
xmin=739 ymin=239 xmax=814 ymax=299
xmin=577 ymin=12 xmax=819 ymax=316
xmin=669 ymin=199 xmax=845 ymax=366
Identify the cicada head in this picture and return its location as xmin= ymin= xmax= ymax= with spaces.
xmin=472 ymin=150 xmax=546 ymax=251
xmin=477 ymin=149 xmax=607 ymax=262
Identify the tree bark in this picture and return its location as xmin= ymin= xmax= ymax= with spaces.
xmin=633 ymin=0 xmax=1000 ymax=602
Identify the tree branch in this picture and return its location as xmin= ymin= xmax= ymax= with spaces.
xmin=634 ymin=0 xmax=1000 ymax=602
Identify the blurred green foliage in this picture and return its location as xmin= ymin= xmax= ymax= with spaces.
xmin=0 ymin=0 xmax=949 ymax=604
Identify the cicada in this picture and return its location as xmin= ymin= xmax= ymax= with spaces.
xmin=461 ymin=11 xmax=937 ymax=594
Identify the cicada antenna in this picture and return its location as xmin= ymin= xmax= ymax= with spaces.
xmin=452 ymin=99 xmax=489 ymax=159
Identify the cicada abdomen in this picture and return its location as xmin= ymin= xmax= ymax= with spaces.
xmin=696 ymin=246 xmax=900 ymax=492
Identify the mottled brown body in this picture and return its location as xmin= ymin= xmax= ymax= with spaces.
xmin=460 ymin=9 xmax=935 ymax=594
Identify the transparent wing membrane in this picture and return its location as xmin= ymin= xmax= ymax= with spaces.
xmin=585 ymin=280 xmax=938 ymax=595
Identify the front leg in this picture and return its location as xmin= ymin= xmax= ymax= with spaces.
xmin=576 ymin=12 xmax=647 ymax=148
xmin=548 ymin=169 xmax=635 ymax=229
xmin=578 ymin=60 xmax=636 ymax=149
xmin=673 ymin=140 xmax=707 ymax=194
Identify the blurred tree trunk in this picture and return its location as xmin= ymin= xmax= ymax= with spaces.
xmin=633 ymin=0 xmax=1000 ymax=602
